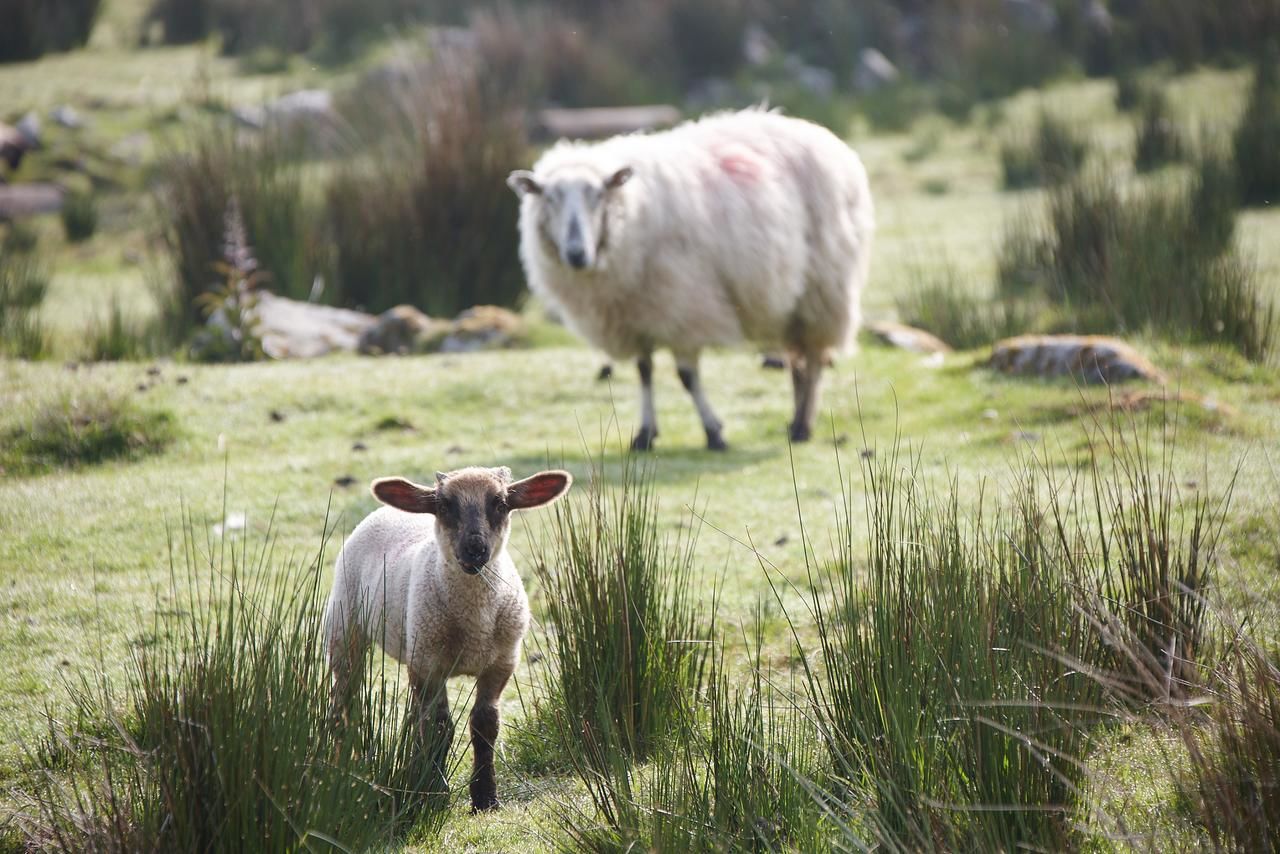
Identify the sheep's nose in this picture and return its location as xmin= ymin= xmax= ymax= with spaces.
xmin=461 ymin=537 xmax=490 ymax=568
xmin=565 ymin=247 xmax=587 ymax=269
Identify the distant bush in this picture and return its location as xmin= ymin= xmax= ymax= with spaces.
xmin=1133 ymin=88 xmax=1186 ymax=172
xmin=1234 ymin=48 xmax=1280 ymax=207
xmin=0 ymin=0 xmax=102 ymax=63
xmin=0 ymin=224 xmax=49 ymax=360
xmin=998 ymin=164 xmax=1275 ymax=361
xmin=60 ymin=188 xmax=99 ymax=243
xmin=895 ymin=263 xmax=1030 ymax=350
xmin=327 ymin=60 xmax=527 ymax=315
xmin=1114 ymin=68 xmax=1149 ymax=112
xmin=1000 ymin=111 xmax=1089 ymax=189
xmin=0 ymin=389 xmax=174 ymax=476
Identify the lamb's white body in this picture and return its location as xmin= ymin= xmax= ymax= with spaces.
xmin=518 ymin=109 xmax=873 ymax=357
xmin=513 ymin=108 xmax=874 ymax=447
xmin=323 ymin=506 xmax=528 ymax=681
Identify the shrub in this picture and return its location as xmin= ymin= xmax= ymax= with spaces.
xmin=11 ymin=509 xmax=449 ymax=849
xmin=60 ymin=188 xmax=99 ymax=243
xmin=1234 ymin=48 xmax=1280 ymax=207
xmin=0 ymin=389 xmax=174 ymax=476
xmin=1114 ymin=67 xmax=1150 ymax=112
xmin=535 ymin=455 xmax=707 ymax=766
xmin=154 ymin=125 xmax=323 ymax=339
xmin=895 ymin=262 xmax=1032 ymax=350
xmin=0 ymin=224 xmax=49 ymax=360
xmin=1134 ymin=88 xmax=1186 ymax=172
xmin=1000 ymin=110 xmax=1090 ymax=189
xmin=997 ymin=167 xmax=1275 ymax=361
xmin=0 ymin=0 xmax=102 ymax=63
xmin=328 ymin=59 xmax=527 ymax=315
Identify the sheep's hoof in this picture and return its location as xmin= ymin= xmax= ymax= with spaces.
xmin=788 ymin=422 xmax=812 ymax=443
xmin=631 ymin=428 xmax=658 ymax=451
xmin=706 ymin=431 xmax=729 ymax=452
xmin=470 ymin=797 xmax=501 ymax=814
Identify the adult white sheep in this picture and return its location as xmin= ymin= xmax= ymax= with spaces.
xmin=509 ymin=108 xmax=874 ymax=450
xmin=324 ymin=465 xmax=572 ymax=812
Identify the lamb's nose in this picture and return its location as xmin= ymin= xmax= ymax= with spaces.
xmin=566 ymin=247 xmax=587 ymax=269
xmin=462 ymin=537 xmax=490 ymax=567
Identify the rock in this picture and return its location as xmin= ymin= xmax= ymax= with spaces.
xmin=251 ymin=292 xmax=377 ymax=359
xmin=783 ymin=55 xmax=835 ymax=98
xmin=235 ymin=89 xmax=340 ymax=150
xmin=987 ymin=334 xmax=1166 ymax=384
xmin=536 ymin=106 xmax=682 ymax=141
xmin=1004 ymin=0 xmax=1058 ymax=35
xmin=432 ymin=305 xmax=526 ymax=353
xmin=16 ymin=113 xmax=40 ymax=147
xmin=854 ymin=48 xmax=900 ymax=93
xmin=50 ymin=105 xmax=84 ymax=130
xmin=742 ymin=23 xmax=778 ymax=66
xmin=867 ymin=320 xmax=952 ymax=354
xmin=0 ymin=183 xmax=64 ymax=220
xmin=358 ymin=304 xmax=443 ymax=355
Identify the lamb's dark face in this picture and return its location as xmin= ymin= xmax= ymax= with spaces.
xmin=371 ymin=466 xmax=574 ymax=576
xmin=508 ymin=165 xmax=633 ymax=272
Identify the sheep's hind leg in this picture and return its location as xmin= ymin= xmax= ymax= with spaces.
xmin=469 ymin=664 xmax=514 ymax=812
xmin=676 ymin=355 xmax=727 ymax=451
xmin=789 ymin=347 xmax=825 ymax=443
xmin=631 ymin=353 xmax=659 ymax=451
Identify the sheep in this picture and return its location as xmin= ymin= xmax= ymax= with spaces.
xmin=508 ymin=108 xmax=874 ymax=451
xmin=324 ymin=465 xmax=572 ymax=812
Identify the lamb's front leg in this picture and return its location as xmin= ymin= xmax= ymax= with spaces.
xmin=409 ymin=670 xmax=453 ymax=794
xmin=469 ymin=663 xmax=514 ymax=812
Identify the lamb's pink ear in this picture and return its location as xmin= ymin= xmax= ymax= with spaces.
xmin=508 ymin=170 xmax=542 ymax=198
xmin=371 ymin=477 xmax=438 ymax=514
xmin=507 ymin=470 xmax=572 ymax=510
xmin=605 ymin=166 xmax=633 ymax=190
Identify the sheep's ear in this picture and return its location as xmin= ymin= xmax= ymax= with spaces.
xmin=507 ymin=470 xmax=572 ymax=510
xmin=507 ymin=170 xmax=542 ymax=198
xmin=605 ymin=166 xmax=633 ymax=190
xmin=371 ymin=477 xmax=438 ymax=514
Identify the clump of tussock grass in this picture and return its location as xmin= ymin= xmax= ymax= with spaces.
xmin=895 ymin=260 xmax=1034 ymax=350
xmin=0 ymin=389 xmax=175 ymax=476
xmin=60 ymin=187 xmax=98 ymax=243
xmin=83 ymin=298 xmax=160 ymax=362
xmin=997 ymin=161 xmax=1275 ymax=362
xmin=1000 ymin=110 xmax=1090 ymax=189
xmin=1133 ymin=88 xmax=1186 ymax=172
xmin=0 ymin=223 xmax=50 ymax=359
xmin=1234 ymin=46 xmax=1280 ymax=207
xmin=553 ymin=613 xmax=828 ymax=852
xmin=534 ymin=455 xmax=708 ymax=767
xmin=791 ymin=437 xmax=1113 ymax=851
xmin=12 ymin=504 xmax=450 ymax=850
xmin=327 ymin=58 xmax=527 ymax=316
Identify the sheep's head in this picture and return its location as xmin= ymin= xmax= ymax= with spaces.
xmin=508 ymin=163 xmax=633 ymax=272
xmin=371 ymin=466 xmax=572 ymax=575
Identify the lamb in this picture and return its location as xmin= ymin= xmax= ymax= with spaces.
xmin=324 ymin=465 xmax=572 ymax=812
xmin=508 ymin=108 xmax=874 ymax=451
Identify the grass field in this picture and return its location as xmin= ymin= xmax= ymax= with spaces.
xmin=3 ymin=23 xmax=1280 ymax=851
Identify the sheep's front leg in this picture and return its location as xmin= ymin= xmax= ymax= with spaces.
xmin=789 ymin=346 xmax=825 ymax=443
xmin=409 ymin=670 xmax=453 ymax=793
xmin=676 ymin=353 xmax=727 ymax=451
xmin=631 ymin=353 xmax=659 ymax=451
xmin=469 ymin=663 xmax=514 ymax=812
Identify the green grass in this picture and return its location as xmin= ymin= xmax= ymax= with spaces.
xmin=1 ymin=50 xmax=1279 ymax=850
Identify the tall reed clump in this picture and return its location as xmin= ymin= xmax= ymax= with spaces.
xmin=1133 ymin=87 xmax=1185 ymax=172
xmin=895 ymin=260 xmax=1033 ymax=350
xmin=534 ymin=456 xmax=708 ymax=768
xmin=1233 ymin=46 xmax=1280 ymax=207
xmin=327 ymin=59 xmax=527 ymax=315
xmin=154 ymin=125 xmax=323 ymax=342
xmin=997 ymin=159 xmax=1275 ymax=362
xmin=792 ymin=440 xmax=1112 ymax=851
xmin=1000 ymin=109 xmax=1090 ymax=189
xmin=12 ymin=505 xmax=450 ymax=850
xmin=0 ymin=224 xmax=49 ymax=359
xmin=554 ymin=616 xmax=828 ymax=852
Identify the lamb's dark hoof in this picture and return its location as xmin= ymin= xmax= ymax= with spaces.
xmin=789 ymin=422 xmax=812 ymax=443
xmin=761 ymin=354 xmax=787 ymax=370
xmin=631 ymin=428 xmax=658 ymax=451
xmin=706 ymin=431 xmax=729 ymax=452
xmin=470 ymin=798 xmax=501 ymax=814
xmin=597 ymin=363 xmax=613 ymax=381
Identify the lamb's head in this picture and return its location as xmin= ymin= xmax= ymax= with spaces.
xmin=371 ymin=466 xmax=572 ymax=575
xmin=508 ymin=163 xmax=633 ymax=272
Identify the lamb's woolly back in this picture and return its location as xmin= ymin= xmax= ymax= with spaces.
xmin=517 ymin=109 xmax=874 ymax=361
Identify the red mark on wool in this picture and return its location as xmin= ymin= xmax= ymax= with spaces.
xmin=712 ymin=143 xmax=766 ymax=183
